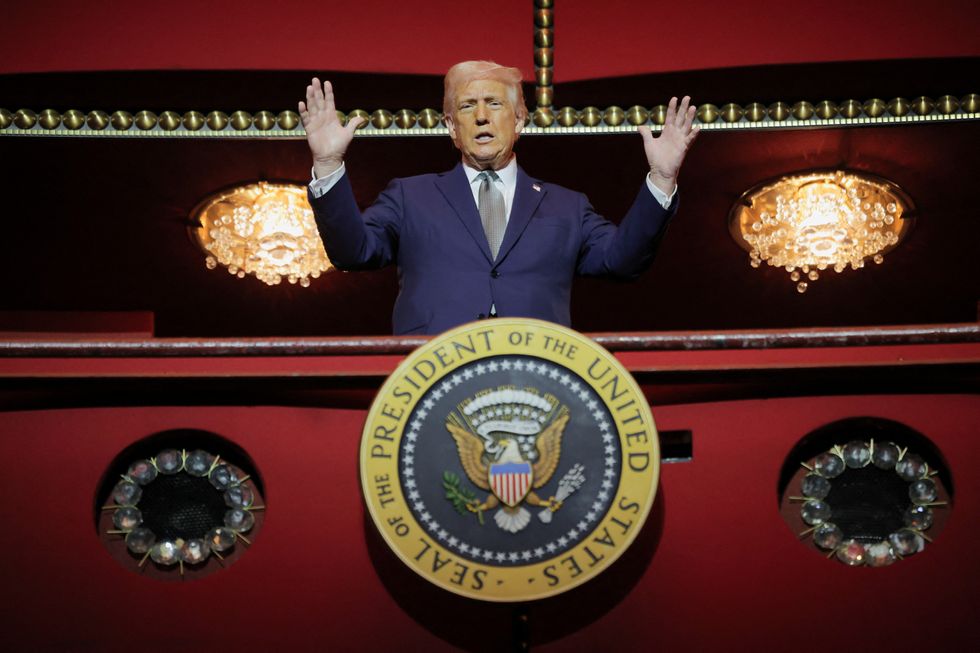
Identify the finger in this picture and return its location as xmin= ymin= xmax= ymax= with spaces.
xmin=664 ymin=96 xmax=678 ymax=127
xmin=676 ymin=96 xmax=691 ymax=127
xmin=346 ymin=114 xmax=366 ymax=134
xmin=685 ymin=125 xmax=700 ymax=145
xmin=298 ymin=100 xmax=308 ymax=121
xmin=637 ymin=124 xmax=654 ymax=147
xmin=323 ymin=80 xmax=336 ymax=114
xmin=306 ymin=82 xmax=319 ymax=115
xmin=681 ymin=98 xmax=695 ymax=133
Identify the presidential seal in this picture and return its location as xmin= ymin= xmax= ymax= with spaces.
xmin=360 ymin=318 xmax=660 ymax=601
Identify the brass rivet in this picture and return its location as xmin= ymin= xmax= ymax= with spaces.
xmin=791 ymin=101 xmax=814 ymax=120
xmin=814 ymin=101 xmax=837 ymax=120
xmin=394 ymin=109 xmax=417 ymax=129
xmin=535 ymin=87 xmax=553 ymax=108
xmin=135 ymin=110 xmax=157 ymax=130
xmin=557 ymin=106 xmax=578 ymax=127
xmin=579 ymin=106 xmax=601 ymax=127
xmin=86 ymin=110 xmax=109 ymax=130
xmin=206 ymin=111 xmax=229 ymax=130
xmin=370 ymin=109 xmax=393 ymax=129
xmin=839 ymin=99 xmax=862 ymax=119
xmin=534 ymin=9 xmax=552 ymax=28
xmin=349 ymin=109 xmax=370 ymax=129
xmin=534 ymin=48 xmax=553 ymax=68
xmin=229 ymin=110 xmax=252 ymax=130
xmin=13 ymin=108 xmax=37 ymax=129
xmin=744 ymin=102 xmax=766 ymax=122
xmin=417 ymin=108 xmax=440 ymax=129
xmin=277 ymin=110 xmax=299 ymax=130
xmin=534 ymin=28 xmax=553 ymax=48
xmin=936 ymin=95 xmax=958 ymax=114
xmin=62 ymin=109 xmax=85 ymax=130
xmin=625 ymin=105 xmax=648 ymax=125
xmin=253 ymin=110 xmax=276 ymax=131
xmin=862 ymin=99 xmax=886 ymax=118
xmin=696 ymin=103 xmax=719 ymax=123
xmin=887 ymin=97 xmax=909 ymax=117
xmin=960 ymin=93 xmax=979 ymax=113
xmin=38 ymin=109 xmax=61 ymax=130
xmin=532 ymin=107 xmax=554 ymax=128
xmin=767 ymin=102 xmax=790 ymax=121
xmin=720 ymin=103 xmax=743 ymax=123
xmin=535 ymin=68 xmax=552 ymax=87
xmin=0 ymin=108 xmax=12 ymax=129
xmin=912 ymin=96 xmax=934 ymax=115
xmin=110 ymin=110 xmax=133 ymax=130
xmin=158 ymin=110 xmax=181 ymax=131
xmin=182 ymin=111 xmax=204 ymax=131
xmin=650 ymin=105 xmax=669 ymax=125
xmin=603 ymin=106 xmax=625 ymax=126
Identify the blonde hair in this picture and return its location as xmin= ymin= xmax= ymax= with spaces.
xmin=443 ymin=60 xmax=527 ymax=121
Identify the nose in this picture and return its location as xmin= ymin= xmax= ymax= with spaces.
xmin=475 ymin=102 xmax=489 ymax=123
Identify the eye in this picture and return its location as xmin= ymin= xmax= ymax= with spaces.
xmin=459 ymin=102 xmax=475 ymax=112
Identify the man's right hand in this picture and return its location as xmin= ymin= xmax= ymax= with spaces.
xmin=299 ymin=78 xmax=367 ymax=179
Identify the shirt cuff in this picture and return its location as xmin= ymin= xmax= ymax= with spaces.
xmin=645 ymin=173 xmax=676 ymax=209
xmin=309 ymin=163 xmax=346 ymax=198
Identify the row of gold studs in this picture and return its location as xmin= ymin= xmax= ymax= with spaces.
xmin=1 ymin=95 xmax=975 ymax=134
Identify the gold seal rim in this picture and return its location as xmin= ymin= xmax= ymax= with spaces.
xmin=359 ymin=317 xmax=660 ymax=602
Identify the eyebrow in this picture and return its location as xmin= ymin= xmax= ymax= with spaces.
xmin=459 ymin=93 xmax=504 ymax=105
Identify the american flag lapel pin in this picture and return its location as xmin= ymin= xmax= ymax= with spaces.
xmin=532 ymin=183 xmax=541 ymax=192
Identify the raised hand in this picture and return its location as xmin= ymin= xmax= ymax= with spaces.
xmin=298 ymin=78 xmax=366 ymax=178
xmin=638 ymin=96 xmax=699 ymax=194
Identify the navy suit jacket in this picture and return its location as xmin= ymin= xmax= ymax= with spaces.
xmin=310 ymin=164 xmax=676 ymax=335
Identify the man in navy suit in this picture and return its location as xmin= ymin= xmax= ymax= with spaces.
xmin=300 ymin=61 xmax=698 ymax=335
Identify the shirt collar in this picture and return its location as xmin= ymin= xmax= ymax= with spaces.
xmin=463 ymin=157 xmax=517 ymax=188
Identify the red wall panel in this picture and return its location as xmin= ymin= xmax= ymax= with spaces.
xmin=2 ymin=1 xmax=977 ymax=79
xmin=561 ymin=1 xmax=980 ymax=79
xmin=1 ymin=395 xmax=976 ymax=650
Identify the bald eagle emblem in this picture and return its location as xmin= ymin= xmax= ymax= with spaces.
xmin=445 ymin=386 xmax=582 ymax=533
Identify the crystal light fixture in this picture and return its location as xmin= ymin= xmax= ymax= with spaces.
xmin=192 ymin=182 xmax=331 ymax=286
xmin=729 ymin=170 xmax=913 ymax=292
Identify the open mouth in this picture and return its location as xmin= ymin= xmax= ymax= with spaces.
xmin=475 ymin=132 xmax=494 ymax=143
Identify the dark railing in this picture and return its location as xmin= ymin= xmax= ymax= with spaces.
xmin=0 ymin=323 xmax=977 ymax=358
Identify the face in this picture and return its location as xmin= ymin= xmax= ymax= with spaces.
xmin=446 ymin=79 xmax=523 ymax=170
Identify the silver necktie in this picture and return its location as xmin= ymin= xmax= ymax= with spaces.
xmin=477 ymin=170 xmax=506 ymax=259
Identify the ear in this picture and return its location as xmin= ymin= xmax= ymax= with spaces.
xmin=445 ymin=113 xmax=459 ymax=145
xmin=514 ymin=113 xmax=524 ymax=137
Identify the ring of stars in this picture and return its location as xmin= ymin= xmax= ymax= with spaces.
xmin=400 ymin=356 xmax=620 ymax=566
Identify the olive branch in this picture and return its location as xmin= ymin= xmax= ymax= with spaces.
xmin=442 ymin=471 xmax=484 ymax=525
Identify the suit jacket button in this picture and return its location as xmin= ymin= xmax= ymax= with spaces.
xmin=490 ymin=270 xmax=500 ymax=278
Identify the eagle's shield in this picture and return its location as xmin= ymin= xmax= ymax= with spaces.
xmin=489 ymin=462 xmax=533 ymax=507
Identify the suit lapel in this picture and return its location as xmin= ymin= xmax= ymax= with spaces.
xmin=496 ymin=166 xmax=546 ymax=264
xmin=434 ymin=164 xmax=493 ymax=264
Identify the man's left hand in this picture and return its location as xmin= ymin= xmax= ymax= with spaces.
xmin=639 ymin=96 xmax=699 ymax=195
